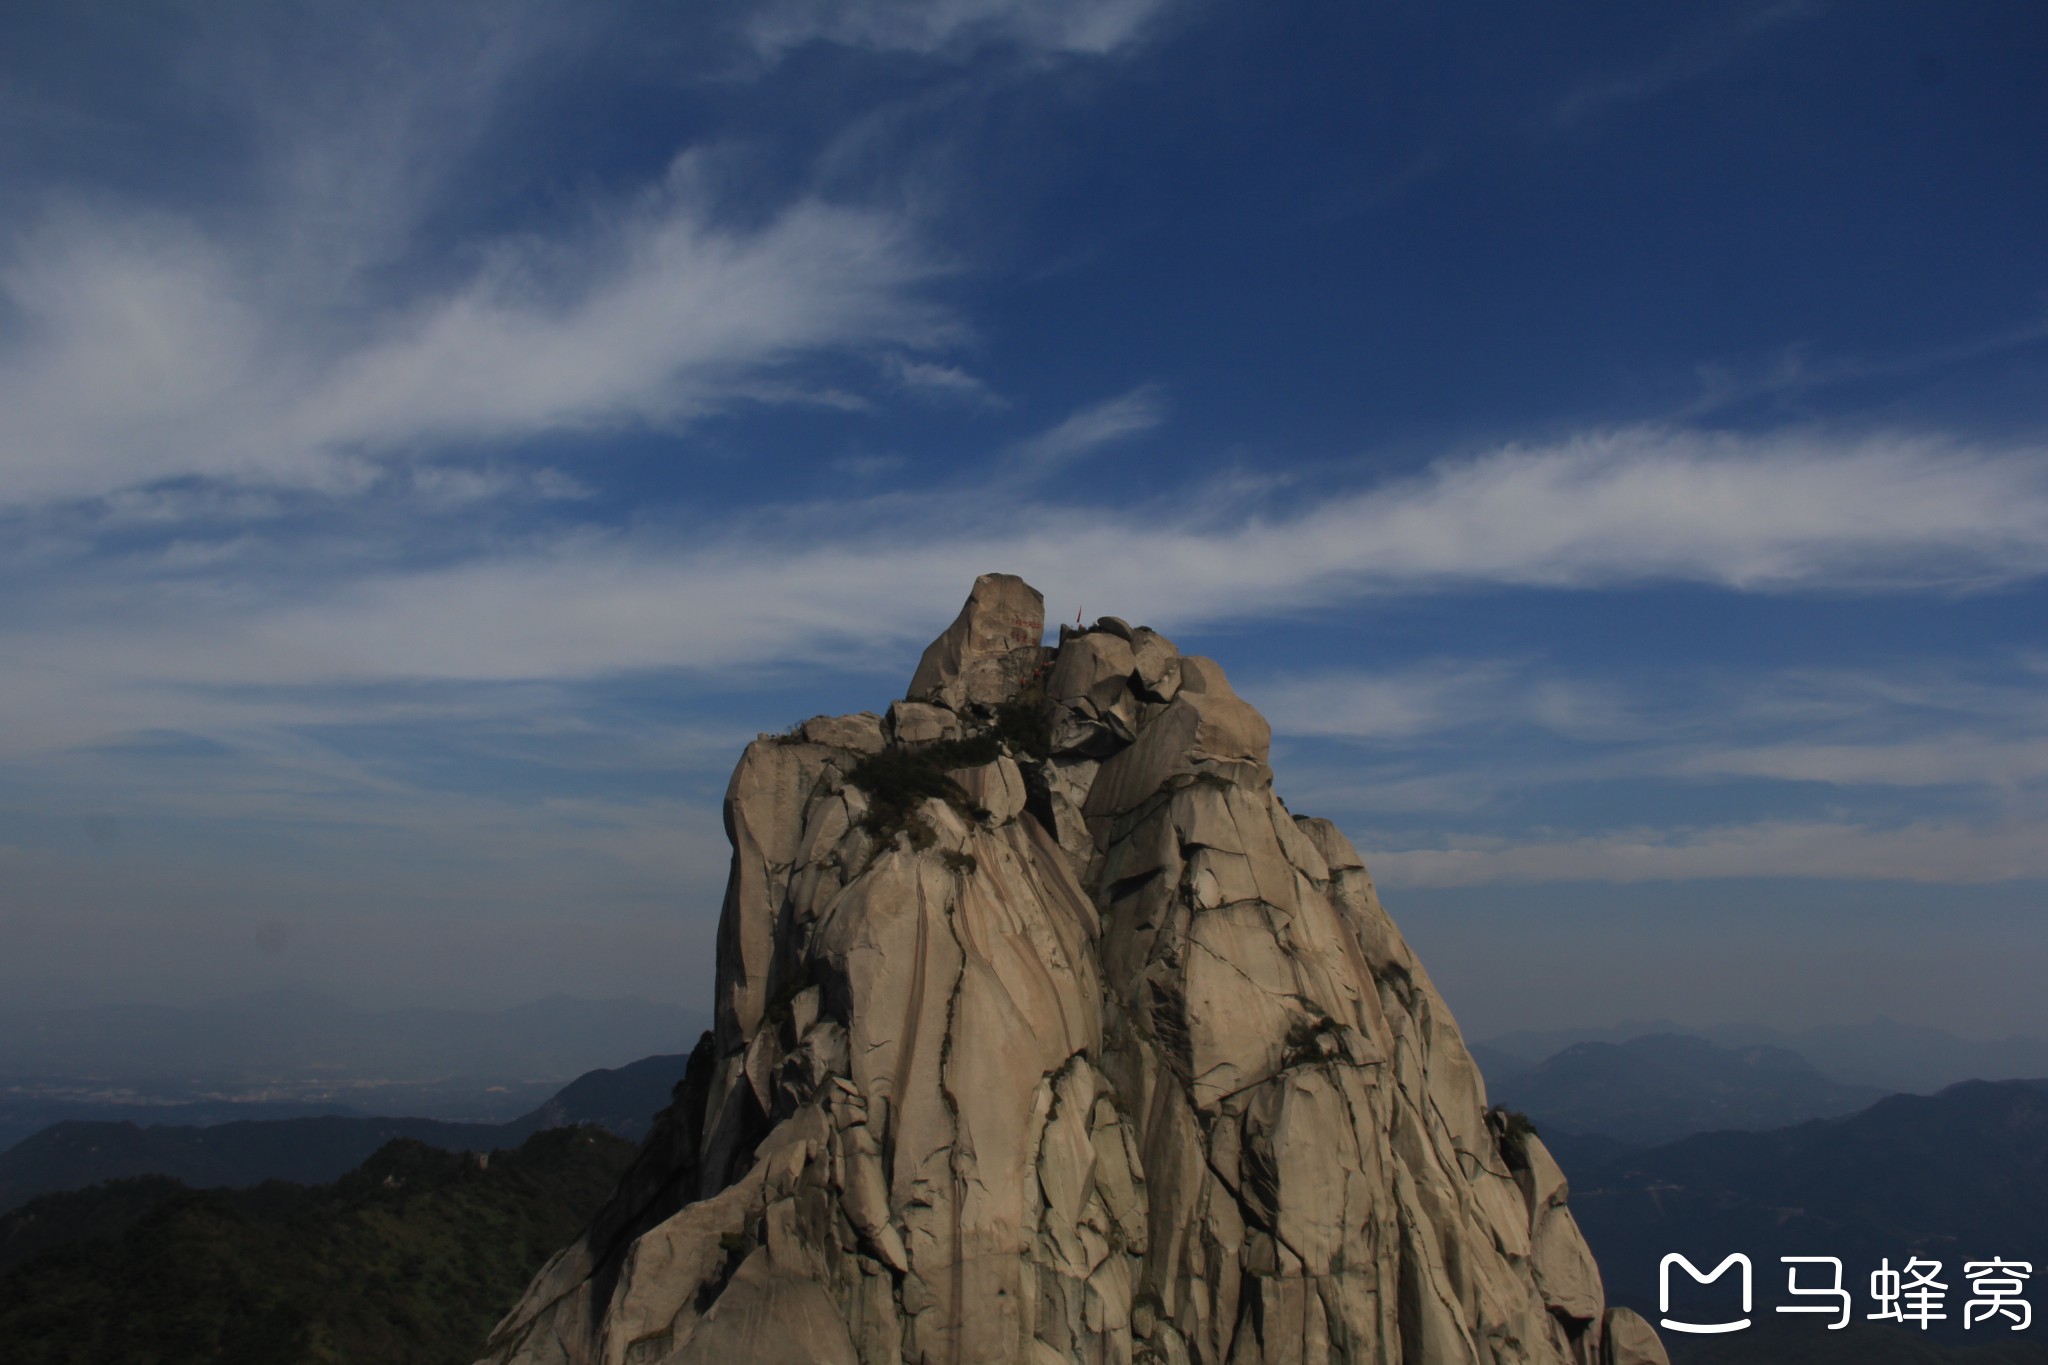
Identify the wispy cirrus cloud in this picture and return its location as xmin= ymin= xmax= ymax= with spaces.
xmin=1256 ymin=662 xmax=1648 ymax=749
xmin=1365 ymin=813 xmax=2048 ymax=888
xmin=1265 ymin=652 xmax=2048 ymax=775
xmin=1678 ymin=314 xmax=2048 ymax=422
xmin=4 ymin=0 xmax=2045 ymax=1018
xmin=1005 ymin=383 xmax=1167 ymax=475
xmin=1255 ymin=660 xmax=1535 ymax=744
xmin=1551 ymin=1 xmax=1818 ymax=130
xmin=885 ymin=354 xmax=1005 ymax=406
xmin=1678 ymin=738 xmax=2048 ymax=789
xmin=288 ymin=182 xmax=950 ymax=448
xmin=0 ymin=174 xmax=950 ymax=506
xmin=746 ymin=0 xmax=1174 ymax=60
xmin=0 ymin=4 xmax=976 ymax=510
xmin=9 ymin=425 xmax=2047 ymax=694
xmin=1262 ymin=652 xmax=2048 ymax=884
xmin=1264 ymin=657 xmax=2048 ymax=758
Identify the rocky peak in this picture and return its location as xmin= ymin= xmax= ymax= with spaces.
xmin=479 ymin=577 xmax=1667 ymax=1365
xmin=907 ymin=571 xmax=1050 ymax=710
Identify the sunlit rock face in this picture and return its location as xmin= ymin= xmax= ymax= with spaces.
xmin=478 ymin=577 xmax=1664 ymax=1365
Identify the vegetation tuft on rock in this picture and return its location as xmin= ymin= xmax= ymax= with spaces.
xmin=846 ymin=736 xmax=997 ymax=844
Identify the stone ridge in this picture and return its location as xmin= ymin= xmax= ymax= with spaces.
xmin=476 ymin=578 xmax=1668 ymax=1365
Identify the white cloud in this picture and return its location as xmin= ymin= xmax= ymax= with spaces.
xmin=0 ymin=3 xmax=963 ymax=510
xmin=11 ymin=426 xmax=2047 ymax=693
xmin=1641 ymin=667 xmax=2048 ymax=792
xmin=1259 ymin=654 xmax=2048 ymax=831
xmin=1258 ymin=662 xmax=1651 ymax=749
xmin=0 ymin=217 xmax=276 ymax=499
xmin=1552 ymin=2 xmax=1816 ymax=130
xmin=1680 ymin=314 xmax=2048 ymax=421
xmin=1679 ymin=737 xmax=2048 ymax=789
xmin=832 ymin=452 xmax=909 ymax=479
xmin=885 ymin=354 xmax=1004 ymax=406
xmin=1269 ymin=766 xmax=1512 ymax=817
xmin=1262 ymin=429 xmax=2048 ymax=596
xmin=289 ymin=183 xmax=948 ymax=449
xmin=0 ymin=185 xmax=948 ymax=506
xmin=1364 ymin=815 xmax=2048 ymax=887
xmin=1257 ymin=661 xmax=1530 ymax=743
xmin=1006 ymin=384 xmax=1168 ymax=476
xmin=747 ymin=0 xmax=1172 ymax=59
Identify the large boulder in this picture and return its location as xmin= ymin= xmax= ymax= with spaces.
xmin=906 ymin=571 xmax=1047 ymax=709
xmin=1603 ymin=1307 xmax=1670 ymax=1365
xmin=478 ymin=576 xmax=1652 ymax=1365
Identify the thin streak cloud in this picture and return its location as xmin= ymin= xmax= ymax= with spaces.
xmin=0 ymin=185 xmax=949 ymax=506
xmin=12 ymin=427 xmax=2047 ymax=690
xmin=1367 ymin=815 xmax=2048 ymax=888
xmin=746 ymin=0 xmax=1173 ymax=59
xmin=1006 ymin=384 xmax=1167 ymax=476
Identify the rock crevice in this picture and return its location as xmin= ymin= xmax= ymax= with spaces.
xmin=478 ymin=574 xmax=1666 ymax=1365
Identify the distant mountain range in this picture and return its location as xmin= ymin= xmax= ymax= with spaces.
xmin=1571 ymin=1079 xmax=2048 ymax=1353
xmin=1489 ymin=1032 xmax=1888 ymax=1146
xmin=0 ymin=991 xmax=706 ymax=1087
xmin=3 ymin=1029 xmax=2042 ymax=1362
xmin=1472 ymin=1022 xmax=2048 ymax=1359
xmin=8 ymin=998 xmax=2040 ymax=1363
xmin=0 ymin=1086 xmax=568 ymax=1157
xmin=0 ymin=993 xmax=708 ymax=1153
xmin=1665 ymin=1320 xmax=2048 ymax=1364
xmin=1481 ymin=1018 xmax=2048 ymax=1096
xmin=0 ymin=1052 xmax=693 ymax=1220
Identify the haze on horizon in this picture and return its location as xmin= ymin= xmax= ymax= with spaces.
xmin=1 ymin=1 xmax=2044 ymax=1042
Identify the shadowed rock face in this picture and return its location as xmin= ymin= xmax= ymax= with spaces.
xmin=478 ymin=578 xmax=1665 ymax=1365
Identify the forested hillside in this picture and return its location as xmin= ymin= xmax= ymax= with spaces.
xmin=0 ymin=1126 xmax=634 ymax=1365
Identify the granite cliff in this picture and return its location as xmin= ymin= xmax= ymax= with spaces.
xmin=477 ymin=574 xmax=1666 ymax=1365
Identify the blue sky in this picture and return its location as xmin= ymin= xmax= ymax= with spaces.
xmin=2 ymin=0 xmax=2045 ymax=1037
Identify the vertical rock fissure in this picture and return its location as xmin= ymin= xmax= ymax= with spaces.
xmin=935 ymin=871 xmax=970 ymax=1365
xmin=1200 ymin=1142 xmax=1314 ymax=1284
